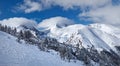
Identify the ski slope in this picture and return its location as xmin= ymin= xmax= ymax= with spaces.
xmin=0 ymin=31 xmax=85 ymax=66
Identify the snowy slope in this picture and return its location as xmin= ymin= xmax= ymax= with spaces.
xmin=89 ymin=23 xmax=120 ymax=38
xmin=0 ymin=31 xmax=85 ymax=66
xmin=38 ymin=21 xmax=120 ymax=53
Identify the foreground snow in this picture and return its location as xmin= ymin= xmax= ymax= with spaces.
xmin=0 ymin=31 xmax=86 ymax=66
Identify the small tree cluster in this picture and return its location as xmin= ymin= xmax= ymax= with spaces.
xmin=0 ymin=24 xmax=17 ymax=36
xmin=0 ymin=24 xmax=36 ymax=44
xmin=17 ymin=30 xmax=36 ymax=44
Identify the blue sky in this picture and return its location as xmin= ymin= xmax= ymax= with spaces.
xmin=0 ymin=0 xmax=120 ymax=26
xmin=0 ymin=0 xmax=82 ymax=24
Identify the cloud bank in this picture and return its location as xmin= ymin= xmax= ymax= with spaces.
xmin=79 ymin=5 xmax=120 ymax=26
xmin=18 ymin=0 xmax=111 ymax=13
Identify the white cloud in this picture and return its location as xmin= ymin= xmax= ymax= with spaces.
xmin=79 ymin=5 xmax=120 ymax=27
xmin=38 ymin=16 xmax=74 ymax=28
xmin=46 ymin=0 xmax=111 ymax=10
xmin=18 ymin=0 xmax=111 ymax=13
xmin=18 ymin=0 xmax=42 ymax=13
xmin=0 ymin=17 xmax=37 ymax=28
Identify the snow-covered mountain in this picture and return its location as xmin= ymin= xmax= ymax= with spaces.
xmin=38 ymin=20 xmax=120 ymax=53
xmin=0 ymin=18 xmax=120 ymax=66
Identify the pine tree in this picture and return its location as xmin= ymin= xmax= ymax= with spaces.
xmin=17 ymin=30 xmax=24 ymax=43
xmin=13 ymin=28 xmax=17 ymax=36
xmin=24 ymin=30 xmax=33 ymax=39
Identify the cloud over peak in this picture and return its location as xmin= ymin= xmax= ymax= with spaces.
xmin=38 ymin=16 xmax=74 ymax=29
xmin=0 ymin=17 xmax=37 ymax=28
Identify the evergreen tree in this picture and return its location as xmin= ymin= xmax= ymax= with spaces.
xmin=24 ymin=30 xmax=33 ymax=39
xmin=17 ymin=30 xmax=24 ymax=43
xmin=12 ymin=28 xmax=17 ymax=36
